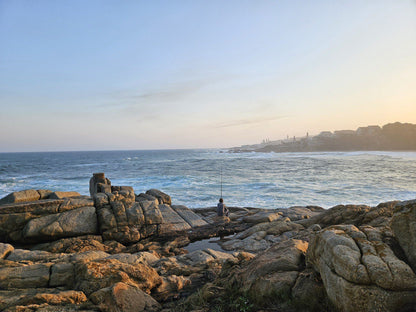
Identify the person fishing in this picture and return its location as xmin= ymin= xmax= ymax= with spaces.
xmin=217 ymin=198 xmax=229 ymax=217
xmin=216 ymin=163 xmax=229 ymax=217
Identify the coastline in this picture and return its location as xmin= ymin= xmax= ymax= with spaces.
xmin=1 ymin=150 xmax=415 ymax=210
xmin=229 ymin=122 xmax=416 ymax=154
xmin=1 ymin=174 xmax=416 ymax=311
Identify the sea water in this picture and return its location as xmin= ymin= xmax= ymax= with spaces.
xmin=0 ymin=149 xmax=415 ymax=209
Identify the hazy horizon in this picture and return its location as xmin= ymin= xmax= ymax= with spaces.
xmin=1 ymin=1 xmax=415 ymax=152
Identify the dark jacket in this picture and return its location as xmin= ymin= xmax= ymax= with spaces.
xmin=217 ymin=202 xmax=229 ymax=216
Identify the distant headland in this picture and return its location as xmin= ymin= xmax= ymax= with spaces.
xmin=230 ymin=122 xmax=416 ymax=153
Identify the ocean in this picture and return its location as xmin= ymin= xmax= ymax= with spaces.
xmin=0 ymin=149 xmax=415 ymax=209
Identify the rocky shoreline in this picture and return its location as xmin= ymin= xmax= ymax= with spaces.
xmin=230 ymin=122 xmax=416 ymax=153
xmin=0 ymin=173 xmax=416 ymax=311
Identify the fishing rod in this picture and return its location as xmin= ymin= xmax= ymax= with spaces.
xmin=220 ymin=163 xmax=223 ymax=198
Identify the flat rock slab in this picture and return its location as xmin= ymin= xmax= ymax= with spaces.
xmin=158 ymin=204 xmax=191 ymax=232
xmin=0 ymin=189 xmax=41 ymax=205
xmin=171 ymin=205 xmax=208 ymax=227
xmin=0 ymin=199 xmax=63 ymax=215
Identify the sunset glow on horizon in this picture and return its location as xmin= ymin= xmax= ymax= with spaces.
xmin=0 ymin=1 xmax=415 ymax=152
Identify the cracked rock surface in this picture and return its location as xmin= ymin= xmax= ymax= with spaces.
xmin=1 ymin=175 xmax=416 ymax=311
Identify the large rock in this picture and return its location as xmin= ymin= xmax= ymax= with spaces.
xmin=90 ymin=282 xmax=161 ymax=312
xmin=307 ymin=224 xmax=416 ymax=311
xmin=0 ymin=189 xmax=41 ymax=205
xmin=23 ymin=206 xmax=98 ymax=240
xmin=0 ymin=263 xmax=52 ymax=289
xmin=391 ymin=200 xmax=416 ymax=271
xmin=237 ymin=239 xmax=307 ymax=300
xmin=0 ymin=197 xmax=97 ymax=243
xmin=95 ymin=187 xmax=150 ymax=244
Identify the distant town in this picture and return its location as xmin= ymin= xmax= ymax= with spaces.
xmin=230 ymin=122 xmax=416 ymax=153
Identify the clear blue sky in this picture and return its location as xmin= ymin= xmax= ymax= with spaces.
xmin=1 ymin=0 xmax=415 ymax=152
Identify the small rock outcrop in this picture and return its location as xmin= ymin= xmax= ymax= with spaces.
xmin=89 ymin=172 xmax=112 ymax=196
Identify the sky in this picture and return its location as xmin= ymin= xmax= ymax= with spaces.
xmin=0 ymin=0 xmax=415 ymax=152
